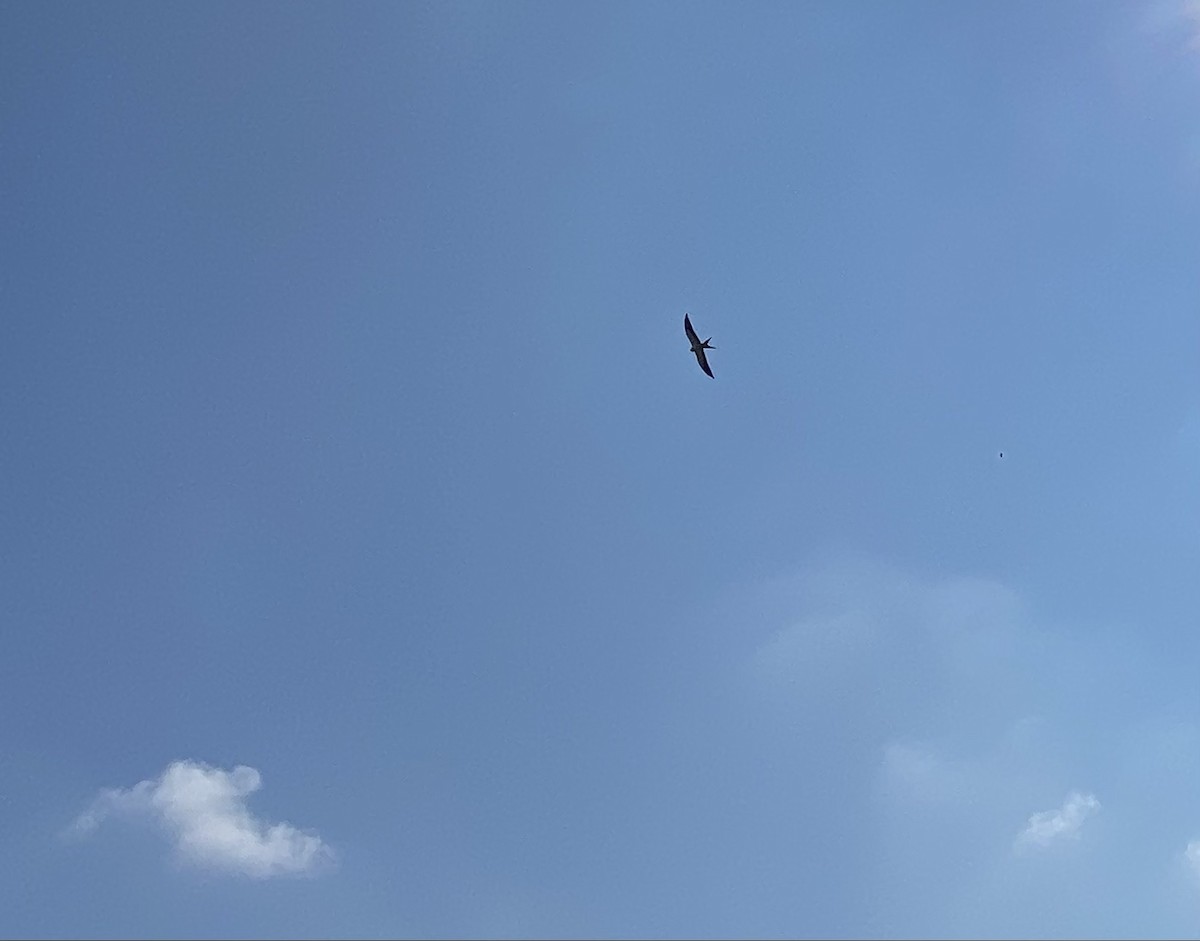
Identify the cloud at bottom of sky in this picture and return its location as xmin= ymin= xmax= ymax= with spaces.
xmin=1015 ymin=791 xmax=1101 ymax=851
xmin=736 ymin=554 xmax=1200 ymax=935
xmin=69 ymin=759 xmax=335 ymax=879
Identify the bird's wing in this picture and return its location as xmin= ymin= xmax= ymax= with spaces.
xmin=683 ymin=314 xmax=701 ymax=346
xmin=693 ymin=347 xmax=714 ymax=378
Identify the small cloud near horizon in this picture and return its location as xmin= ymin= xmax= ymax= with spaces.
xmin=1014 ymin=791 xmax=1101 ymax=852
xmin=69 ymin=759 xmax=335 ymax=879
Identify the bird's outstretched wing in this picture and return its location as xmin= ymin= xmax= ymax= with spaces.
xmin=693 ymin=346 xmax=714 ymax=378
xmin=683 ymin=313 xmax=701 ymax=347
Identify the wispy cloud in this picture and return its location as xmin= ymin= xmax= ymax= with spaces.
xmin=1183 ymin=840 xmax=1200 ymax=879
xmin=747 ymin=556 xmax=1034 ymax=713
xmin=1014 ymin=791 xmax=1101 ymax=852
xmin=1177 ymin=0 xmax=1200 ymax=51
xmin=1178 ymin=402 xmax=1200 ymax=460
xmin=740 ymin=556 xmax=1200 ymax=932
xmin=69 ymin=759 xmax=335 ymax=878
xmin=879 ymin=741 xmax=966 ymax=802
xmin=1138 ymin=0 xmax=1200 ymax=53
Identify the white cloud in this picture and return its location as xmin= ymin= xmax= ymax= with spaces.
xmin=1014 ymin=791 xmax=1101 ymax=852
xmin=1183 ymin=840 xmax=1200 ymax=878
xmin=70 ymin=759 xmax=335 ymax=878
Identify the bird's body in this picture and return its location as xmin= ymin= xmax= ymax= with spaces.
xmin=684 ymin=313 xmax=715 ymax=378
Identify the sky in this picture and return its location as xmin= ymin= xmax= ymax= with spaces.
xmin=1 ymin=1 xmax=1199 ymax=937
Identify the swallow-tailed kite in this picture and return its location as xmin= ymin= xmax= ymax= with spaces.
xmin=684 ymin=313 xmax=715 ymax=378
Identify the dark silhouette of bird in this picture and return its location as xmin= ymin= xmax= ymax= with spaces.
xmin=684 ymin=313 xmax=715 ymax=378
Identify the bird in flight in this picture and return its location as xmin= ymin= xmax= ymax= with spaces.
xmin=684 ymin=313 xmax=715 ymax=378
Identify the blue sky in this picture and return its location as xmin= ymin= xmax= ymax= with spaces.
xmin=2 ymin=2 xmax=1199 ymax=937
